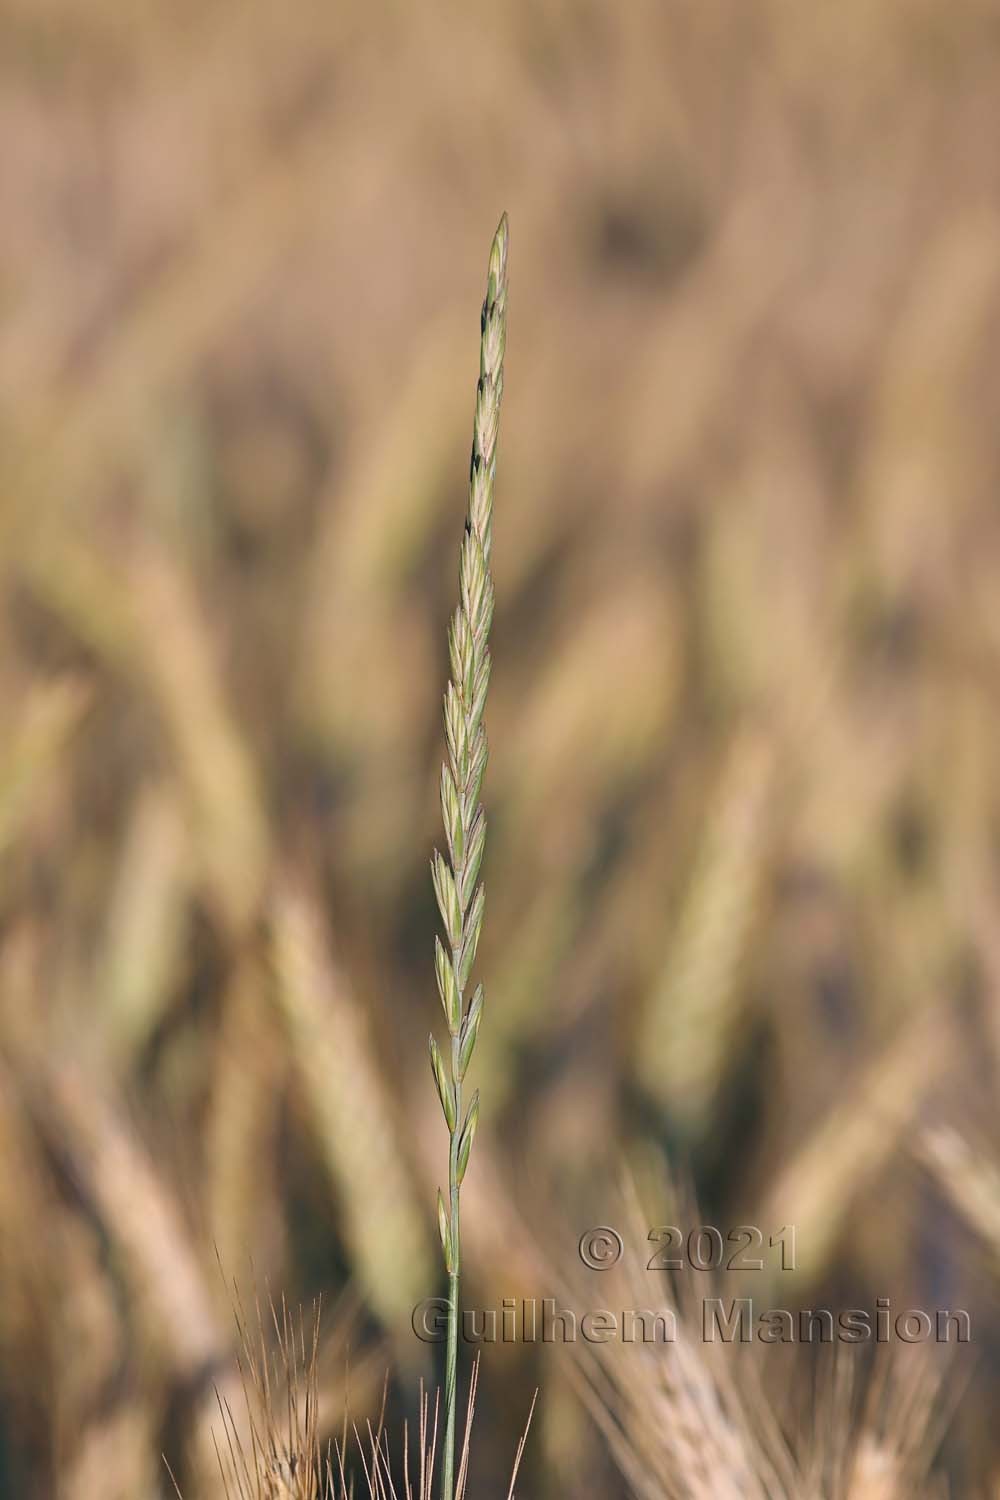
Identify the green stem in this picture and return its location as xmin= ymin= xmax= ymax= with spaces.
xmin=441 ymin=1032 xmax=463 ymax=1500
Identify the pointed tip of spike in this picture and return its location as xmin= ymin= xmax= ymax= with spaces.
xmin=488 ymin=214 xmax=509 ymax=299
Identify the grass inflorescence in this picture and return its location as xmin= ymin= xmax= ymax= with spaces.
xmin=428 ymin=211 xmax=509 ymax=1500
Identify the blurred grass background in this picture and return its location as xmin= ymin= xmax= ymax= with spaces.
xmin=2 ymin=0 xmax=1000 ymax=1494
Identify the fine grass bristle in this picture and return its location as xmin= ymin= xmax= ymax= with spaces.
xmin=211 ymin=1289 xmax=325 ymax=1500
xmin=185 ymin=1303 xmax=534 ymax=1500
xmin=345 ymin=1358 xmax=534 ymax=1500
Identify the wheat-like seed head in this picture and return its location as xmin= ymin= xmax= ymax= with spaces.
xmin=430 ymin=212 xmax=508 ymax=1210
xmin=428 ymin=214 xmax=510 ymax=1500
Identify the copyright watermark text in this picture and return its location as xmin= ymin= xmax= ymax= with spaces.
xmin=411 ymin=1295 xmax=971 ymax=1346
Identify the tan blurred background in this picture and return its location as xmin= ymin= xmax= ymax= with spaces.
xmin=2 ymin=0 xmax=1000 ymax=1494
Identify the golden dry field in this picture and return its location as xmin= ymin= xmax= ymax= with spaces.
xmin=2 ymin=0 xmax=1000 ymax=1494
